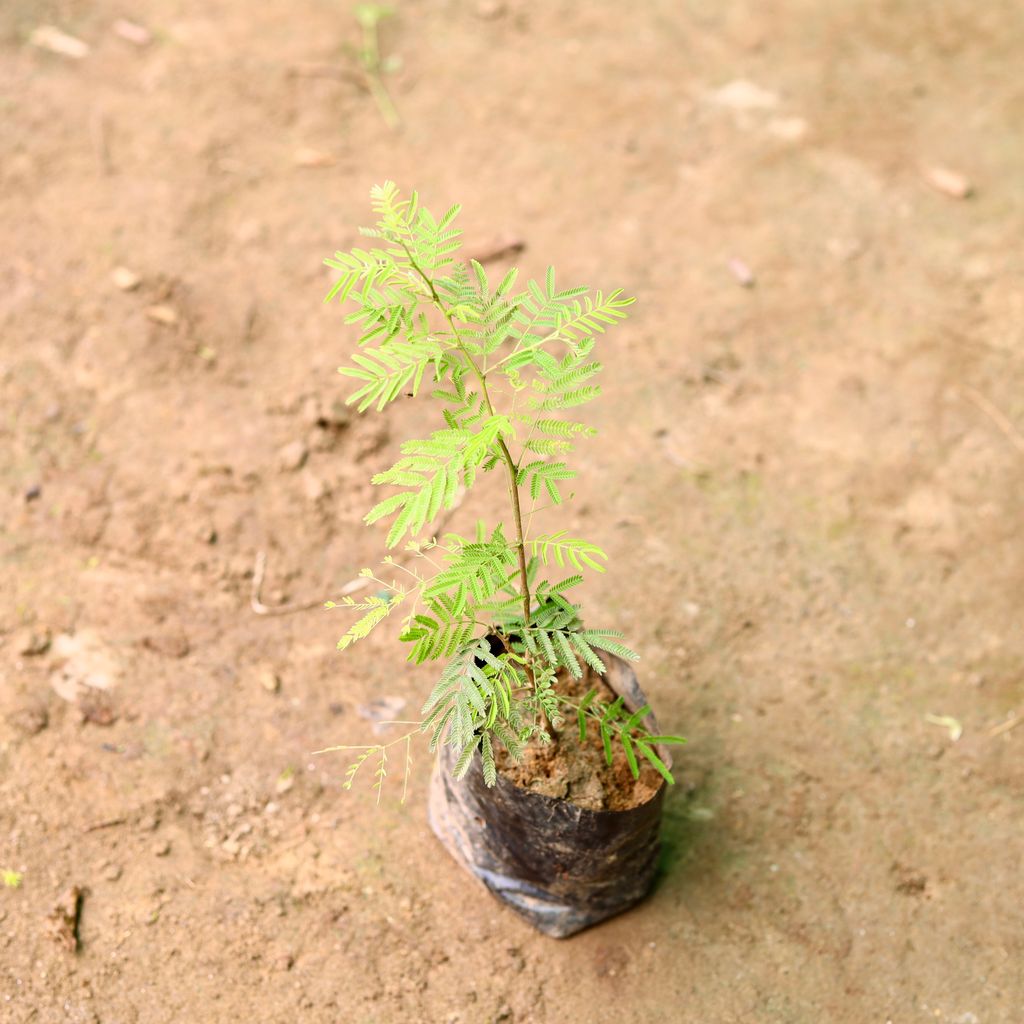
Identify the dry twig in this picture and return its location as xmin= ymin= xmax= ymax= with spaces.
xmin=960 ymin=387 xmax=1024 ymax=456
xmin=989 ymin=713 xmax=1022 ymax=739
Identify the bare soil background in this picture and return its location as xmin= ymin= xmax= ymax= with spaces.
xmin=2 ymin=1 xmax=1023 ymax=1021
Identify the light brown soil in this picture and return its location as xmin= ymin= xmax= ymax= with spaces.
xmin=3 ymin=2 xmax=1024 ymax=1023
xmin=495 ymin=667 xmax=663 ymax=811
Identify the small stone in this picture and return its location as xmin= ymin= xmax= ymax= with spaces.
xmin=273 ymin=953 xmax=294 ymax=972
xmin=275 ymin=772 xmax=295 ymax=795
xmin=293 ymin=148 xmax=335 ymax=168
xmin=102 ymin=863 xmax=123 ymax=882
xmin=16 ymin=626 xmax=51 ymax=656
xmin=306 ymin=425 xmax=333 ymax=452
xmin=6 ymin=705 xmax=49 ymax=737
xmin=258 ymin=666 xmax=281 ymax=694
xmin=145 ymin=304 xmax=178 ymax=326
xmin=766 ymin=116 xmax=808 ymax=141
xmin=143 ymin=629 xmax=190 ymax=659
xmin=152 ymin=839 xmax=171 ymax=857
xmin=476 ymin=0 xmax=506 ymax=17
xmin=111 ymin=266 xmax=142 ymax=291
xmin=923 ymin=165 xmax=972 ymax=199
xmin=710 ymin=78 xmax=779 ymax=111
xmin=300 ymin=395 xmax=323 ymax=426
xmin=301 ymin=471 xmax=327 ymax=502
xmin=138 ymin=813 xmax=160 ymax=832
xmin=24 ymin=483 xmax=42 ymax=503
xmin=79 ymin=694 xmax=117 ymax=726
xmin=277 ymin=440 xmax=308 ymax=472
xmin=727 ymin=257 xmax=755 ymax=288
xmin=322 ymin=399 xmax=351 ymax=430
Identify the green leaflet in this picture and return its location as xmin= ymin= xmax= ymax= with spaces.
xmin=527 ymin=532 xmax=607 ymax=573
xmin=367 ymin=416 xmax=514 ymax=547
xmin=335 ymin=592 xmax=404 ymax=651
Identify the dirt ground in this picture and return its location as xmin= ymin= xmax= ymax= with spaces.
xmin=3 ymin=1 xmax=1023 ymax=1021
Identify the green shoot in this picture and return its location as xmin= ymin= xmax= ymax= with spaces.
xmin=353 ymin=5 xmax=400 ymax=130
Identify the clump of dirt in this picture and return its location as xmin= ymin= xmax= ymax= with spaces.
xmin=494 ymin=666 xmax=663 ymax=812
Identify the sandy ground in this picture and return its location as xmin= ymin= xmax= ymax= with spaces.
xmin=2 ymin=1 xmax=1024 ymax=1021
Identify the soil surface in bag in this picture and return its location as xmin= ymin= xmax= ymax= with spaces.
xmin=429 ymin=654 xmax=669 ymax=938
xmin=494 ymin=665 xmax=663 ymax=811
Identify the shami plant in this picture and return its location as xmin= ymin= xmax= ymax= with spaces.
xmin=319 ymin=183 xmax=685 ymax=799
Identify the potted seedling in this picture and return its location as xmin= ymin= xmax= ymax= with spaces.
xmin=319 ymin=184 xmax=685 ymax=937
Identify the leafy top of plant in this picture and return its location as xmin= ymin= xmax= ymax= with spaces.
xmin=317 ymin=183 xmax=684 ymax=800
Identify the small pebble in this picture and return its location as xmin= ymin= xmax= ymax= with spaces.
xmin=766 ymin=116 xmax=808 ymax=141
xmin=710 ymin=78 xmax=779 ymax=111
xmin=277 ymin=440 xmax=308 ymax=472
xmin=293 ymin=148 xmax=334 ymax=168
xmin=923 ymin=165 xmax=972 ymax=199
xmin=111 ymin=266 xmax=141 ymax=291
xmin=112 ymin=19 xmax=152 ymax=46
xmin=152 ymin=839 xmax=171 ymax=857
xmin=302 ymin=471 xmax=327 ymax=502
xmin=258 ymin=666 xmax=281 ymax=694
xmin=727 ymin=257 xmax=755 ymax=288
xmin=145 ymin=304 xmax=178 ymax=326
xmin=16 ymin=627 xmax=51 ymax=656
xmin=6 ymin=705 xmax=49 ymax=737
xmin=24 ymin=483 xmax=42 ymax=503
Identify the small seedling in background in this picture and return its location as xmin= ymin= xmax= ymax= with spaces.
xmin=352 ymin=4 xmax=401 ymax=130
xmin=3 ymin=869 xmax=23 ymax=888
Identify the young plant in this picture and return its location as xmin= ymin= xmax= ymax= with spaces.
xmin=319 ymin=183 xmax=684 ymax=797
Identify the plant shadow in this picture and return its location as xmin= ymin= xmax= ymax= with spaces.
xmin=650 ymin=776 xmax=721 ymax=895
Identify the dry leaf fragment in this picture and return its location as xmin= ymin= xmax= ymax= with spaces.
xmin=30 ymin=25 xmax=90 ymax=59
xmin=923 ymin=165 xmax=972 ymax=199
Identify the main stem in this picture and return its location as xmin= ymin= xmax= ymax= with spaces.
xmin=403 ymin=248 xmax=562 ymax=742
xmin=404 ymin=249 xmax=532 ymax=628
